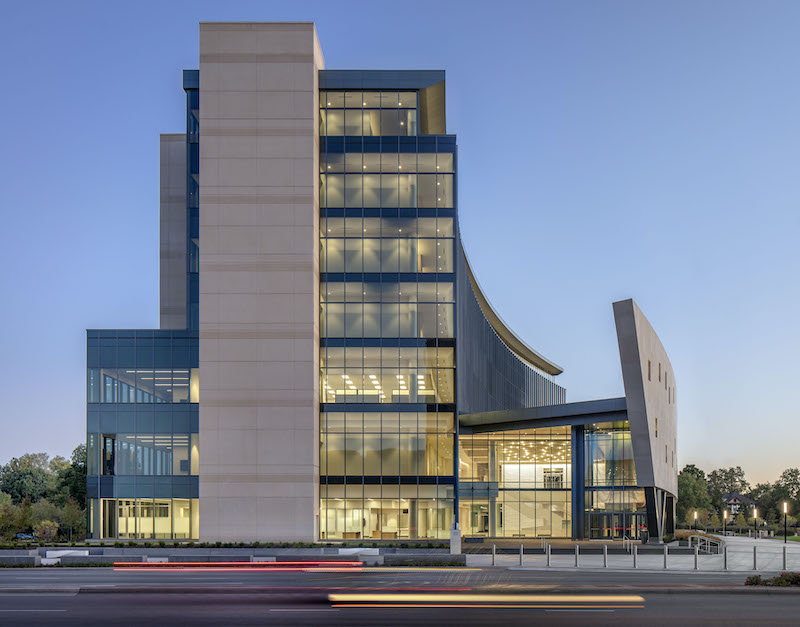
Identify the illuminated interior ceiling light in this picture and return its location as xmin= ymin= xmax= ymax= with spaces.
xmin=369 ymin=374 xmax=377 ymax=379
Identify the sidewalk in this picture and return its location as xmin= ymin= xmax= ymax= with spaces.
xmin=466 ymin=538 xmax=800 ymax=572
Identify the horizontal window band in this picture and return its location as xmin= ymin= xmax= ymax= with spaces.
xmin=322 ymin=273 xmax=455 ymax=283
xmin=321 ymin=338 xmax=455 ymax=348
xmin=321 ymin=475 xmax=456 ymax=485
xmin=322 ymin=208 xmax=455 ymax=218
xmin=321 ymin=137 xmax=456 ymax=153
xmin=320 ymin=403 xmax=456 ymax=413
xmin=458 ymin=486 xmax=573 ymax=493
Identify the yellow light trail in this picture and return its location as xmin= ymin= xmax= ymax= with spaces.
xmin=332 ymin=604 xmax=645 ymax=610
xmin=328 ymin=593 xmax=645 ymax=603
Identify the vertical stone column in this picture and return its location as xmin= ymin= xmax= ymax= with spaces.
xmin=198 ymin=22 xmax=324 ymax=541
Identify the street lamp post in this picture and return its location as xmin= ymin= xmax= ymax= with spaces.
xmin=784 ymin=502 xmax=789 ymax=544
xmin=723 ymin=510 xmax=728 ymax=536
xmin=694 ymin=510 xmax=698 ymax=534
xmin=753 ymin=507 xmax=758 ymax=538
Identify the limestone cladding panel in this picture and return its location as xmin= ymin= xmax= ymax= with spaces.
xmin=613 ymin=299 xmax=678 ymax=496
xmin=159 ymin=134 xmax=187 ymax=329
xmin=198 ymin=22 xmax=324 ymax=542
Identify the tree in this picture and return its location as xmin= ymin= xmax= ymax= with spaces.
xmin=59 ymin=445 xmax=87 ymax=509
xmin=0 ymin=502 xmax=19 ymax=540
xmin=776 ymin=468 xmax=800 ymax=502
xmin=48 ymin=456 xmax=69 ymax=475
xmin=34 ymin=520 xmax=59 ymax=543
xmin=682 ymin=464 xmax=706 ymax=481
xmin=31 ymin=499 xmax=60 ymax=526
xmin=0 ymin=492 xmax=11 ymax=506
xmin=710 ymin=512 xmax=721 ymax=531
xmin=16 ymin=497 xmax=33 ymax=533
xmin=734 ymin=512 xmax=747 ymax=531
xmin=677 ymin=466 xmax=711 ymax=521
xmin=60 ymin=497 xmax=85 ymax=542
xmin=0 ymin=454 xmax=63 ymax=504
xmin=707 ymin=467 xmax=750 ymax=509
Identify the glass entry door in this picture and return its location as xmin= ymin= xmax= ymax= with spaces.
xmin=588 ymin=513 xmax=646 ymax=540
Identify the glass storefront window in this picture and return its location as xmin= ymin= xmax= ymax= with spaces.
xmin=96 ymin=498 xmax=199 ymax=539
xmin=458 ymin=428 xmax=572 ymax=538
xmin=87 ymin=368 xmax=199 ymax=404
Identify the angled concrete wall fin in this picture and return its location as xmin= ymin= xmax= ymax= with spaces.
xmin=613 ymin=299 xmax=677 ymax=497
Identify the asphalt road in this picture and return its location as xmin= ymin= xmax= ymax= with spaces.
xmin=0 ymin=565 xmax=774 ymax=588
xmin=0 ymin=568 xmax=797 ymax=626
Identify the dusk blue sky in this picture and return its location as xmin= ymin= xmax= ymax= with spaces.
xmin=1 ymin=1 xmax=797 ymax=484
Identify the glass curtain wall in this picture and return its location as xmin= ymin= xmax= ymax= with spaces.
xmin=86 ymin=331 xmax=199 ymax=539
xmin=319 ymin=90 xmax=457 ymax=539
xmin=458 ymin=427 xmax=572 ymax=538
xmin=584 ymin=421 xmax=646 ymax=539
xmin=100 ymin=498 xmax=199 ymax=539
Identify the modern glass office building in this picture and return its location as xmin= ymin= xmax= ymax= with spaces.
xmin=86 ymin=21 xmax=677 ymax=543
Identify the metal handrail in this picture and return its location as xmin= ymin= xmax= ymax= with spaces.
xmin=688 ymin=534 xmax=723 ymax=555
xmin=622 ymin=535 xmax=632 ymax=553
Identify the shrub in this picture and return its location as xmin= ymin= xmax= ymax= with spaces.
xmin=745 ymin=572 xmax=800 ymax=586
xmin=158 ymin=541 xmax=166 ymax=548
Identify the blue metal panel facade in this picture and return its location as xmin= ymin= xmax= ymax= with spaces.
xmin=454 ymin=238 xmax=567 ymax=415
xmin=86 ymin=330 xmax=199 ymax=539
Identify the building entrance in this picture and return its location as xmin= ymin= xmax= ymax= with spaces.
xmin=588 ymin=512 xmax=646 ymax=540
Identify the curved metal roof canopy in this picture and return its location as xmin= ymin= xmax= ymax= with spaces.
xmin=463 ymin=255 xmax=564 ymax=376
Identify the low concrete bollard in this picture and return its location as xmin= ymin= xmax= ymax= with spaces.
xmin=753 ymin=546 xmax=758 ymax=571
xmin=546 ymin=543 xmax=551 ymax=567
xmin=724 ymin=546 xmax=728 ymax=571
xmin=633 ymin=544 xmax=638 ymax=569
xmin=694 ymin=545 xmax=699 ymax=570
xmin=519 ymin=544 xmax=524 ymax=567
xmin=491 ymin=543 xmax=495 ymax=566
xmin=664 ymin=545 xmax=668 ymax=570
xmin=603 ymin=544 xmax=608 ymax=568
xmin=783 ymin=545 xmax=787 ymax=571
xmin=574 ymin=544 xmax=579 ymax=567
